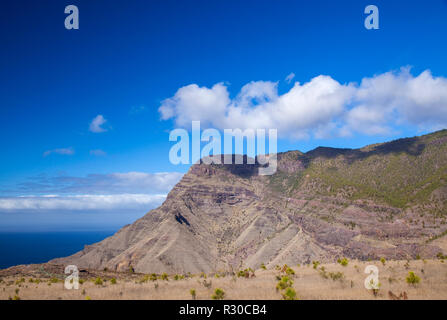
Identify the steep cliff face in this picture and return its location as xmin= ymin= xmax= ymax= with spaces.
xmin=51 ymin=130 xmax=447 ymax=273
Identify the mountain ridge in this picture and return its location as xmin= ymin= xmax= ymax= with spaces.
xmin=51 ymin=129 xmax=447 ymax=273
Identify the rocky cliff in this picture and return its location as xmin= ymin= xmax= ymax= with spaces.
xmin=51 ymin=130 xmax=447 ymax=273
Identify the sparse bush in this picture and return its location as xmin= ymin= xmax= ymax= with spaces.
xmin=319 ymin=266 xmax=328 ymax=279
xmin=174 ymin=274 xmax=185 ymax=280
xmin=406 ymin=271 xmax=420 ymax=285
xmin=282 ymin=287 xmax=297 ymax=300
xmin=129 ymin=266 xmax=135 ymax=274
xmin=380 ymin=257 xmax=386 ymax=266
xmin=211 ymin=288 xmax=225 ymax=300
xmin=284 ymin=266 xmax=295 ymax=275
xmin=329 ymin=272 xmax=344 ymax=281
xmin=85 ymin=296 xmax=91 ymax=300
xmin=94 ymin=277 xmax=103 ymax=286
xmin=203 ymin=280 xmax=212 ymax=288
xmin=437 ymin=252 xmax=447 ymax=260
xmin=139 ymin=274 xmax=149 ymax=283
xmin=276 ymin=276 xmax=293 ymax=291
xmin=81 ymin=289 xmax=86 ymax=295
xmin=237 ymin=268 xmax=253 ymax=278
xmin=49 ymin=277 xmax=59 ymax=284
xmin=13 ymin=295 xmax=20 ymax=300
xmin=190 ymin=289 xmax=196 ymax=300
xmin=337 ymin=258 xmax=348 ymax=266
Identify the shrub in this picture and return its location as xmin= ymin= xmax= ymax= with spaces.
xmin=78 ymin=279 xmax=84 ymax=285
xmin=312 ymin=261 xmax=320 ymax=269
xmin=190 ymin=289 xmax=196 ymax=300
xmin=110 ymin=278 xmax=117 ymax=285
xmin=406 ymin=271 xmax=420 ymax=285
xmin=49 ymin=277 xmax=59 ymax=284
xmin=94 ymin=277 xmax=103 ymax=286
xmin=285 ymin=267 xmax=295 ymax=275
xmin=150 ymin=273 xmax=158 ymax=281
xmin=260 ymin=263 xmax=267 ymax=270
xmin=13 ymin=295 xmax=20 ymax=300
xmin=237 ymin=268 xmax=253 ymax=278
xmin=380 ymin=257 xmax=386 ymax=266
xmin=15 ymin=278 xmax=25 ymax=285
xmin=337 ymin=258 xmax=348 ymax=266
xmin=437 ymin=252 xmax=447 ymax=260
xmin=174 ymin=274 xmax=185 ymax=280
xmin=276 ymin=276 xmax=293 ymax=291
xmin=129 ymin=266 xmax=135 ymax=274
xmin=139 ymin=275 xmax=149 ymax=283
xmin=211 ymin=288 xmax=225 ymax=300
xmin=282 ymin=287 xmax=297 ymax=300
xmin=161 ymin=273 xmax=169 ymax=281
xmin=85 ymin=296 xmax=91 ymax=300
xmin=329 ymin=272 xmax=344 ymax=281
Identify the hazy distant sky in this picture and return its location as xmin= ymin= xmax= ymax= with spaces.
xmin=1 ymin=0 xmax=447 ymax=230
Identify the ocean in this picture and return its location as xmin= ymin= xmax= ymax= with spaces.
xmin=0 ymin=231 xmax=116 ymax=270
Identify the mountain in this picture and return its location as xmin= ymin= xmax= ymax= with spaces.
xmin=51 ymin=130 xmax=447 ymax=274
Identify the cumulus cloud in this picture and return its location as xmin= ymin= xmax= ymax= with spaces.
xmin=159 ymin=68 xmax=447 ymax=139
xmin=43 ymin=147 xmax=75 ymax=157
xmin=0 ymin=194 xmax=166 ymax=211
xmin=89 ymin=115 xmax=108 ymax=133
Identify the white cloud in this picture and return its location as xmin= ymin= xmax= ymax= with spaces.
xmin=159 ymin=68 xmax=447 ymax=139
xmin=285 ymin=72 xmax=295 ymax=83
xmin=89 ymin=115 xmax=108 ymax=133
xmin=90 ymin=149 xmax=106 ymax=156
xmin=0 ymin=171 xmax=184 ymax=213
xmin=8 ymin=171 xmax=184 ymax=195
xmin=0 ymin=194 xmax=166 ymax=211
xmin=43 ymin=147 xmax=75 ymax=157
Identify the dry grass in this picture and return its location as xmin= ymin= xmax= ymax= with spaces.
xmin=1 ymin=259 xmax=446 ymax=300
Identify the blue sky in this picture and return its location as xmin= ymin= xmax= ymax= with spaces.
xmin=1 ymin=0 xmax=447 ymax=231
